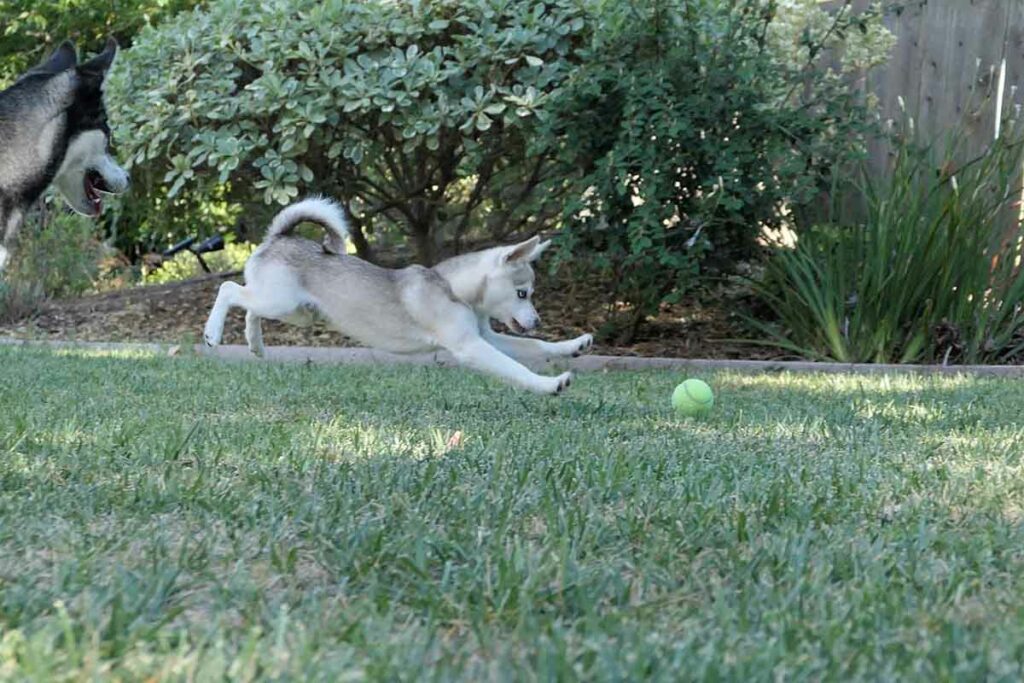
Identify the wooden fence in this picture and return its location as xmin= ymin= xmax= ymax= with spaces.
xmin=835 ymin=0 xmax=1024 ymax=164
xmin=817 ymin=0 xmax=1024 ymax=234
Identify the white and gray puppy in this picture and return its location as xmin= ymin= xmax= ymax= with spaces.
xmin=203 ymin=197 xmax=595 ymax=394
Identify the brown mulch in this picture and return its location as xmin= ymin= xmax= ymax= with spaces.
xmin=0 ymin=264 xmax=777 ymax=360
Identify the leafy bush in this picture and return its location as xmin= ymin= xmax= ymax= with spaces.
xmin=751 ymin=111 xmax=1024 ymax=365
xmin=0 ymin=0 xmax=203 ymax=86
xmin=767 ymin=0 xmax=895 ymax=74
xmin=0 ymin=208 xmax=125 ymax=322
xmin=0 ymin=279 xmax=43 ymax=324
xmin=546 ymin=0 xmax=893 ymax=342
xmin=143 ymin=240 xmax=255 ymax=285
xmin=113 ymin=184 xmax=241 ymax=262
xmin=107 ymin=0 xmax=590 ymax=264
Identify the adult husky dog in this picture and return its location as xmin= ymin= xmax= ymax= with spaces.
xmin=0 ymin=39 xmax=129 ymax=270
xmin=203 ymin=198 xmax=595 ymax=394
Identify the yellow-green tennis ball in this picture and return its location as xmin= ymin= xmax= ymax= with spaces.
xmin=672 ymin=379 xmax=714 ymax=416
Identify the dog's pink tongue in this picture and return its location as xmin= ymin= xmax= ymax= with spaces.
xmin=85 ymin=177 xmax=102 ymax=216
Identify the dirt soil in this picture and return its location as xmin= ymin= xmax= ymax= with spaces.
xmin=0 ymin=265 xmax=776 ymax=359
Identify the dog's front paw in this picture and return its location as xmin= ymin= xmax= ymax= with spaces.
xmin=570 ymin=333 xmax=594 ymax=357
xmin=547 ymin=371 xmax=573 ymax=395
xmin=203 ymin=324 xmax=221 ymax=348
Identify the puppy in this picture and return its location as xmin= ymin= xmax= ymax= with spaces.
xmin=203 ymin=197 xmax=594 ymax=394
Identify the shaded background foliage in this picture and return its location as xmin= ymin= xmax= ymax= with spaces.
xmin=0 ymin=0 xmax=204 ymax=86
xmin=106 ymin=0 xmax=593 ymax=264
xmin=97 ymin=0 xmax=888 ymax=339
xmin=3 ymin=0 xmax=921 ymax=351
xmin=542 ymin=0 xmax=890 ymax=340
xmin=750 ymin=103 xmax=1024 ymax=365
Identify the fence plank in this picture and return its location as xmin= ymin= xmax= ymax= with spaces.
xmin=818 ymin=0 xmax=1024 ymax=234
xmin=838 ymin=0 xmax=1024 ymax=163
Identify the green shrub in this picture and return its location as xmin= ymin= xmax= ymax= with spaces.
xmin=7 ymin=211 xmax=109 ymax=296
xmin=545 ymin=0 xmax=891 ymax=342
xmin=113 ymin=184 xmax=242 ymax=262
xmin=751 ymin=111 xmax=1024 ymax=365
xmin=0 ymin=0 xmax=204 ymax=86
xmin=107 ymin=0 xmax=590 ymax=264
xmin=143 ymin=240 xmax=255 ymax=285
xmin=0 ymin=280 xmax=44 ymax=324
xmin=0 ymin=208 xmax=123 ymax=322
xmin=103 ymin=0 xmax=891 ymax=337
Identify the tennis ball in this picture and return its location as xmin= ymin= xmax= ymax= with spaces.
xmin=672 ymin=379 xmax=714 ymax=416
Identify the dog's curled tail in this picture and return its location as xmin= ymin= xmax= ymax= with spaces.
xmin=265 ymin=196 xmax=350 ymax=252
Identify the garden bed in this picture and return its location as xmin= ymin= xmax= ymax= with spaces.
xmin=0 ymin=266 xmax=776 ymax=360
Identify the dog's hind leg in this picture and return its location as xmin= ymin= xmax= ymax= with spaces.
xmin=245 ymin=311 xmax=265 ymax=357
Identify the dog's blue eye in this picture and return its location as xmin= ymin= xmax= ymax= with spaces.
xmin=517 ymin=289 xmax=528 ymax=299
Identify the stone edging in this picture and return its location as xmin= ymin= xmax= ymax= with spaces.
xmin=3 ymin=336 xmax=1024 ymax=377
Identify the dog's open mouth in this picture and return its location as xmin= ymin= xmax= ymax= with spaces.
xmin=84 ymin=170 xmax=110 ymax=216
xmin=507 ymin=319 xmax=526 ymax=334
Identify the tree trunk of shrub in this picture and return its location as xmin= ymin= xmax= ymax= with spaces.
xmin=346 ymin=215 xmax=373 ymax=262
xmin=411 ymin=223 xmax=435 ymax=266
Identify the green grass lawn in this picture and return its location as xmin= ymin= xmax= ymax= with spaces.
xmin=3 ymin=346 xmax=1024 ymax=680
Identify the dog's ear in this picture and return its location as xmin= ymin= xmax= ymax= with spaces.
xmin=33 ymin=41 xmax=78 ymax=75
xmin=530 ymin=239 xmax=552 ymax=262
xmin=502 ymin=236 xmax=542 ymax=264
xmin=78 ymin=38 xmax=118 ymax=78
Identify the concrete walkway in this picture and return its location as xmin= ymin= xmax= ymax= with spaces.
xmin=3 ymin=336 xmax=1024 ymax=377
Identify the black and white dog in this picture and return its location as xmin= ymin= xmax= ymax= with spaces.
xmin=0 ymin=39 xmax=129 ymax=270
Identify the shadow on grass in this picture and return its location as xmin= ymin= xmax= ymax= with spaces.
xmin=4 ymin=344 xmax=1017 ymax=450
xmin=6 ymin=347 xmax=1024 ymax=678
